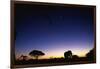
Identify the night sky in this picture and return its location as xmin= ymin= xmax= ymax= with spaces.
xmin=15 ymin=3 xmax=94 ymax=59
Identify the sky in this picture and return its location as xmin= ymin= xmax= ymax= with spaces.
xmin=15 ymin=3 xmax=94 ymax=59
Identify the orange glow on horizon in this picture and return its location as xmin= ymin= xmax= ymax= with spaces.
xmin=16 ymin=48 xmax=91 ymax=59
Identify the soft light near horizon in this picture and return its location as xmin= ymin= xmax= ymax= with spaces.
xmin=16 ymin=47 xmax=91 ymax=59
xmin=15 ymin=3 xmax=94 ymax=60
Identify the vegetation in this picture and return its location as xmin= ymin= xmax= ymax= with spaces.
xmin=15 ymin=48 xmax=95 ymax=65
xmin=64 ymin=50 xmax=72 ymax=62
xmin=29 ymin=50 xmax=45 ymax=60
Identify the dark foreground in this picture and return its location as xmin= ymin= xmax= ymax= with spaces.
xmin=12 ymin=57 xmax=95 ymax=68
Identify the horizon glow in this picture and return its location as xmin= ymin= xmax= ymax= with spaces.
xmin=15 ymin=3 xmax=94 ymax=59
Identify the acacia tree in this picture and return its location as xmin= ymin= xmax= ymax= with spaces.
xmin=29 ymin=50 xmax=45 ymax=60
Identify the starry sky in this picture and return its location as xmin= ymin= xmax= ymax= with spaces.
xmin=15 ymin=3 xmax=95 ymax=59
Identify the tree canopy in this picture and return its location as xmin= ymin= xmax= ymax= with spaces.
xmin=64 ymin=50 xmax=72 ymax=61
xmin=29 ymin=50 xmax=45 ymax=59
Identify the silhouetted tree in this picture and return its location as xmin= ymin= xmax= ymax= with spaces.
xmin=86 ymin=48 xmax=95 ymax=61
xmin=64 ymin=50 xmax=72 ymax=61
xmin=18 ymin=55 xmax=28 ymax=61
xmin=29 ymin=50 xmax=45 ymax=60
xmin=72 ymin=55 xmax=79 ymax=59
xmin=72 ymin=55 xmax=79 ymax=61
